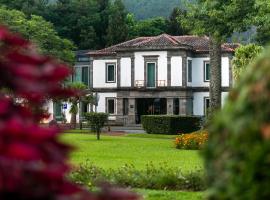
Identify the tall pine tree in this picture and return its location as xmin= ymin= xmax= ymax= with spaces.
xmin=106 ymin=0 xmax=128 ymax=46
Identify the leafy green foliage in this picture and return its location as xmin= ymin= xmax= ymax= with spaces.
xmin=254 ymin=0 xmax=270 ymax=45
xmin=167 ymin=7 xmax=190 ymax=36
xmin=106 ymin=0 xmax=128 ymax=46
xmin=69 ymin=162 xmax=206 ymax=191
xmin=84 ymin=112 xmax=108 ymax=140
xmin=141 ymin=115 xmax=201 ymax=135
xmin=0 ymin=6 xmax=75 ymax=63
xmin=232 ymin=44 xmax=263 ymax=81
xmin=204 ymin=48 xmax=270 ymax=199
xmin=122 ymin=0 xmax=186 ymax=20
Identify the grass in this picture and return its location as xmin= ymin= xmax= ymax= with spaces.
xmin=136 ymin=189 xmax=204 ymax=200
xmin=61 ymin=133 xmax=203 ymax=171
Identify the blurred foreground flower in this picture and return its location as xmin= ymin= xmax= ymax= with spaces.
xmin=0 ymin=26 xmax=139 ymax=200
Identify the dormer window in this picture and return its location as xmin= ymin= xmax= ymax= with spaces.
xmin=106 ymin=63 xmax=116 ymax=83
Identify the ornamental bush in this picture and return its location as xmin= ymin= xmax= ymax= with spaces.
xmin=85 ymin=112 xmax=108 ymax=140
xmin=175 ymin=130 xmax=208 ymax=150
xmin=69 ymin=162 xmax=206 ymax=191
xmin=0 ymin=26 xmax=137 ymax=200
xmin=141 ymin=115 xmax=201 ymax=134
xmin=205 ymin=48 xmax=270 ymax=200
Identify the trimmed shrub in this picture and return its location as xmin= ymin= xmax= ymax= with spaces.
xmin=205 ymin=48 xmax=270 ymax=199
xmin=85 ymin=112 xmax=108 ymax=140
xmin=175 ymin=130 xmax=208 ymax=150
xmin=141 ymin=115 xmax=201 ymax=134
xmin=69 ymin=162 xmax=206 ymax=191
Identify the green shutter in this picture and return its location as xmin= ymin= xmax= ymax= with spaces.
xmin=74 ymin=67 xmax=82 ymax=82
xmin=82 ymin=67 xmax=89 ymax=86
xmin=54 ymin=102 xmax=62 ymax=121
xmin=147 ymin=63 xmax=156 ymax=87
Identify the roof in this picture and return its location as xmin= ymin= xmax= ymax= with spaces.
xmin=88 ymin=34 xmax=239 ymax=56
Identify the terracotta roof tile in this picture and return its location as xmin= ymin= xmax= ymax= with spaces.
xmin=88 ymin=34 xmax=239 ymax=56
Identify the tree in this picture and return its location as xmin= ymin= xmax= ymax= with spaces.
xmin=254 ymin=0 xmax=270 ymax=45
xmin=96 ymin=0 xmax=110 ymax=47
xmin=204 ymin=46 xmax=270 ymax=200
xmin=232 ymin=44 xmax=263 ymax=81
xmin=167 ymin=7 xmax=189 ymax=36
xmin=85 ymin=112 xmax=108 ymax=140
xmin=47 ymin=0 xmax=100 ymax=50
xmin=0 ymin=6 xmax=75 ymax=63
xmin=107 ymin=0 xmax=129 ymax=46
xmin=128 ymin=17 xmax=167 ymax=39
xmin=68 ymin=82 xmax=87 ymax=129
xmin=184 ymin=0 xmax=257 ymax=114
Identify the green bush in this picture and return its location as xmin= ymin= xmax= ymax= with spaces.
xmin=205 ymin=48 xmax=270 ymax=199
xmin=84 ymin=112 xmax=108 ymax=140
xmin=69 ymin=162 xmax=206 ymax=191
xmin=141 ymin=115 xmax=201 ymax=134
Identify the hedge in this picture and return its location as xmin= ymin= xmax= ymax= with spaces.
xmin=141 ymin=115 xmax=201 ymax=135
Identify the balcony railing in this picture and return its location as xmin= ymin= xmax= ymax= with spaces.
xmin=135 ymin=80 xmax=167 ymax=88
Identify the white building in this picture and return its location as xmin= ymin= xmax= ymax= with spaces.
xmin=46 ymin=34 xmax=237 ymax=125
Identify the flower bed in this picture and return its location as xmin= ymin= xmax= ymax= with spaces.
xmin=175 ymin=131 xmax=208 ymax=150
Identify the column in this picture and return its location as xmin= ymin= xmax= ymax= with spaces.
xmin=167 ymin=98 xmax=174 ymax=115
xmin=116 ymin=97 xmax=123 ymax=124
xmin=182 ymin=56 xmax=187 ymax=87
xmin=167 ymin=56 xmax=171 ymax=87
xmin=179 ymin=98 xmax=187 ymax=116
xmin=127 ymin=98 xmax=136 ymax=124
xmin=131 ymin=56 xmax=135 ymax=88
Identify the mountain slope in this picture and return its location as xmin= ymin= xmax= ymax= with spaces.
xmin=123 ymin=0 xmax=186 ymax=19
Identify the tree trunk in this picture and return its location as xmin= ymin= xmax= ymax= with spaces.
xmin=97 ymin=130 xmax=100 ymax=140
xmin=70 ymin=113 xmax=76 ymax=129
xmin=209 ymin=36 xmax=222 ymax=115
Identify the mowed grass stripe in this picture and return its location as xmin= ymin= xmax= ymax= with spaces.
xmin=61 ymin=133 xmax=203 ymax=171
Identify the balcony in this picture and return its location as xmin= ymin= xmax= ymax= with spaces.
xmin=135 ymin=80 xmax=167 ymax=88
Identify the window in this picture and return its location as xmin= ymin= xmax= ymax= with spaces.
xmin=204 ymin=97 xmax=210 ymax=116
xmin=173 ymin=98 xmax=179 ymax=115
xmin=123 ymin=98 xmax=129 ymax=115
xmin=187 ymin=60 xmax=192 ymax=82
xmin=107 ymin=98 xmax=115 ymax=114
xmin=106 ymin=63 xmax=116 ymax=83
xmin=53 ymin=102 xmax=63 ymax=121
xmin=187 ymin=99 xmax=193 ymax=115
xmin=77 ymin=56 xmax=90 ymax=62
xmin=204 ymin=61 xmax=210 ymax=82
xmin=147 ymin=62 xmax=156 ymax=88
xmin=74 ymin=66 xmax=89 ymax=86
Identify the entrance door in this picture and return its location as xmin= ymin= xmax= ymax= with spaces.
xmin=136 ymin=98 xmax=167 ymax=124
xmin=147 ymin=63 xmax=156 ymax=88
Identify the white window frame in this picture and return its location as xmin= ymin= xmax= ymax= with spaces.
xmin=107 ymin=98 xmax=116 ymax=115
xmin=146 ymin=62 xmax=157 ymax=88
xmin=204 ymin=61 xmax=210 ymax=82
xmin=106 ymin=63 xmax=116 ymax=83
xmin=187 ymin=59 xmax=192 ymax=83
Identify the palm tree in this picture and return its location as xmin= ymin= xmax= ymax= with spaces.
xmin=68 ymin=82 xmax=87 ymax=129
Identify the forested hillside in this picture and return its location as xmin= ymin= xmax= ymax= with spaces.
xmin=123 ymin=0 xmax=185 ymax=19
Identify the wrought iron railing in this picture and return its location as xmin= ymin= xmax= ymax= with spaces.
xmin=135 ymin=80 xmax=167 ymax=88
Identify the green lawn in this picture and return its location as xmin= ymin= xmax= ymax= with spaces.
xmin=136 ymin=189 xmax=203 ymax=200
xmin=62 ymin=133 xmax=203 ymax=172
